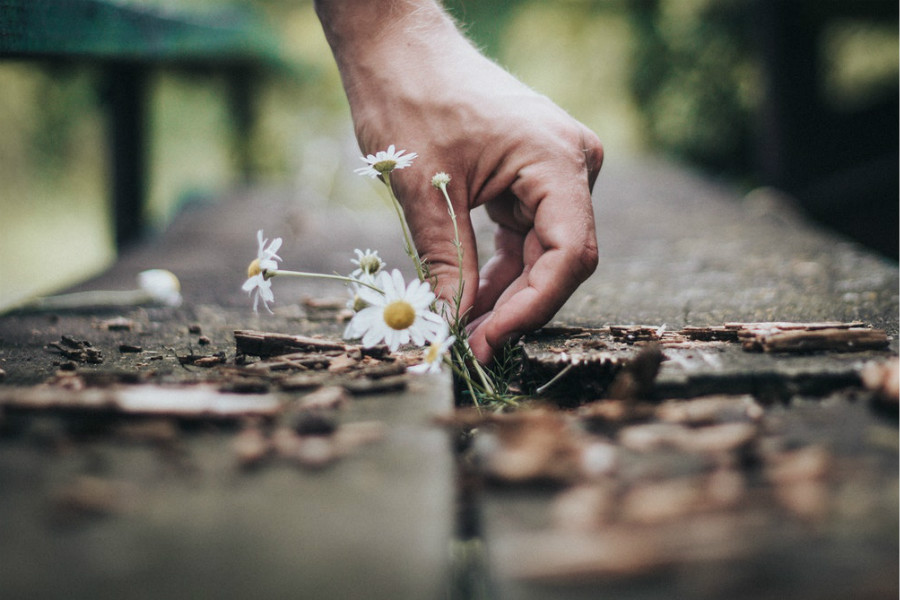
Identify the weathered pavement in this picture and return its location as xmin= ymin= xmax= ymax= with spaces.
xmin=0 ymin=188 xmax=455 ymax=598
xmin=477 ymin=159 xmax=898 ymax=599
xmin=0 ymin=156 xmax=897 ymax=599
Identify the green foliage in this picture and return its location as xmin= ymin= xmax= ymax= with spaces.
xmin=626 ymin=0 xmax=758 ymax=173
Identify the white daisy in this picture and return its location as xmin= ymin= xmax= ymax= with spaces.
xmin=248 ymin=229 xmax=282 ymax=275
xmin=242 ymin=274 xmax=275 ymax=314
xmin=354 ymin=145 xmax=418 ymax=178
xmin=431 ymin=172 xmax=451 ymax=189
xmin=137 ymin=269 xmax=182 ymax=307
xmin=408 ymin=328 xmax=456 ymax=374
xmin=242 ymin=229 xmax=283 ymax=314
xmin=350 ymin=248 xmax=385 ymax=279
xmin=345 ymin=273 xmax=376 ymax=314
xmin=344 ymin=269 xmax=444 ymax=351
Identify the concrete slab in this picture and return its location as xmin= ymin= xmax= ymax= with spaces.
xmin=477 ymin=157 xmax=898 ymax=600
xmin=0 ymin=189 xmax=455 ymax=599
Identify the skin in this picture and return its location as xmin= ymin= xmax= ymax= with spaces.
xmin=315 ymin=0 xmax=603 ymax=362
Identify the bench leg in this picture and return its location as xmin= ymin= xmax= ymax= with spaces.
xmin=106 ymin=65 xmax=148 ymax=249
xmin=226 ymin=66 xmax=257 ymax=184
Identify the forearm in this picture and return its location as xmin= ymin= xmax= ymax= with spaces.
xmin=314 ymin=1 xmax=460 ymax=102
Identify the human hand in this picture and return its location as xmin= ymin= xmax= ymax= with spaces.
xmin=317 ymin=1 xmax=602 ymax=363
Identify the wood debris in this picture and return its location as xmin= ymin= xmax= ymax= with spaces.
xmin=234 ymin=329 xmax=348 ymax=357
xmin=245 ymin=352 xmax=336 ymax=372
xmin=620 ymin=471 xmax=744 ymax=525
xmin=301 ymin=386 xmax=351 ymax=410
xmin=236 ymin=420 xmax=385 ymax=471
xmin=680 ymin=326 xmax=740 ymax=342
xmin=472 ymin=409 xmax=587 ymax=484
xmin=0 ymin=384 xmax=281 ymax=419
xmin=609 ymin=325 xmax=663 ymax=343
xmin=232 ymin=425 xmax=271 ymax=468
xmin=860 ymin=358 xmax=899 ymax=404
xmin=176 ymin=350 xmax=226 ymax=367
xmin=47 ymin=336 xmax=103 ymax=364
xmin=735 ymin=322 xmax=889 ymax=352
xmin=619 ymin=421 xmax=757 ymax=454
xmin=604 ymin=344 xmax=664 ymax=400
xmin=654 ymin=395 xmax=764 ymax=425
xmin=96 ymin=317 xmax=136 ymax=331
xmin=729 ymin=323 xmax=880 ymax=354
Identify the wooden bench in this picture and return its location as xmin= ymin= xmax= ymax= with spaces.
xmin=0 ymin=0 xmax=282 ymax=248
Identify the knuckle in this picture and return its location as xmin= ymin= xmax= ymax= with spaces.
xmin=572 ymin=241 xmax=599 ymax=280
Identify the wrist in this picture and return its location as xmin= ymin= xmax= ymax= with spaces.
xmin=314 ymin=1 xmax=457 ymax=67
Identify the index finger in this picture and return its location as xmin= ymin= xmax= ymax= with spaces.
xmin=467 ymin=160 xmax=598 ymax=360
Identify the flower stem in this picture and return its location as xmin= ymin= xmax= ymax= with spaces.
xmin=24 ymin=289 xmax=153 ymax=311
xmin=437 ymin=181 xmax=465 ymax=322
xmin=451 ymin=346 xmax=482 ymax=408
xmin=535 ymin=362 xmax=575 ymax=395
xmin=382 ymin=172 xmax=425 ymax=282
xmin=269 ymin=270 xmax=382 ymax=293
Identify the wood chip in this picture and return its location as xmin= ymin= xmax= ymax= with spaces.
xmin=192 ymin=354 xmax=227 ymax=368
xmin=680 ymin=326 xmax=740 ymax=342
xmin=741 ymin=326 xmax=889 ymax=353
xmin=724 ymin=321 xmax=888 ymax=353
xmin=246 ymin=352 xmax=334 ymax=372
xmin=765 ymin=445 xmax=830 ymax=484
xmin=327 ymin=353 xmax=358 ymax=373
xmin=478 ymin=410 xmax=584 ymax=484
xmin=332 ymin=421 xmax=385 ymax=451
xmin=655 ymin=395 xmax=763 ymax=425
xmin=605 ymin=344 xmax=665 ymax=400
xmin=278 ymin=373 xmax=330 ymax=391
xmin=177 ymin=351 xmax=225 ymax=367
xmin=301 ymin=386 xmax=351 ymax=410
xmin=342 ymin=374 xmax=408 ymax=395
xmin=97 ymin=317 xmax=136 ymax=331
xmin=234 ymin=329 xmax=347 ymax=357
xmin=0 ymin=384 xmax=281 ymax=418
xmin=233 ymin=426 xmax=272 ymax=468
xmin=861 ymin=358 xmax=899 ymax=403
xmin=619 ymin=422 xmax=757 ymax=454
xmin=47 ymin=337 xmax=103 ymax=364
xmin=609 ymin=325 xmax=663 ymax=343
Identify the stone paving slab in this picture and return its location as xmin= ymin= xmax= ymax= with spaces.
xmin=0 ymin=375 xmax=453 ymax=599
xmin=476 ymin=157 xmax=898 ymax=600
xmin=0 ymin=189 xmax=455 ymax=599
xmin=1 ymin=156 xmax=897 ymax=600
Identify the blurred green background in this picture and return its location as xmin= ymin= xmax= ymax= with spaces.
xmin=1 ymin=0 xmax=896 ymax=309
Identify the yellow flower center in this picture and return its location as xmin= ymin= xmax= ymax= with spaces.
xmin=424 ymin=341 xmax=442 ymax=363
xmin=351 ymin=294 xmax=367 ymax=313
xmin=383 ymin=300 xmax=415 ymax=330
xmin=247 ymin=258 xmax=262 ymax=278
xmin=373 ymin=159 xmax=397 ymax=174
xmin=358 ymin=255 xmax=382 ymax=275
